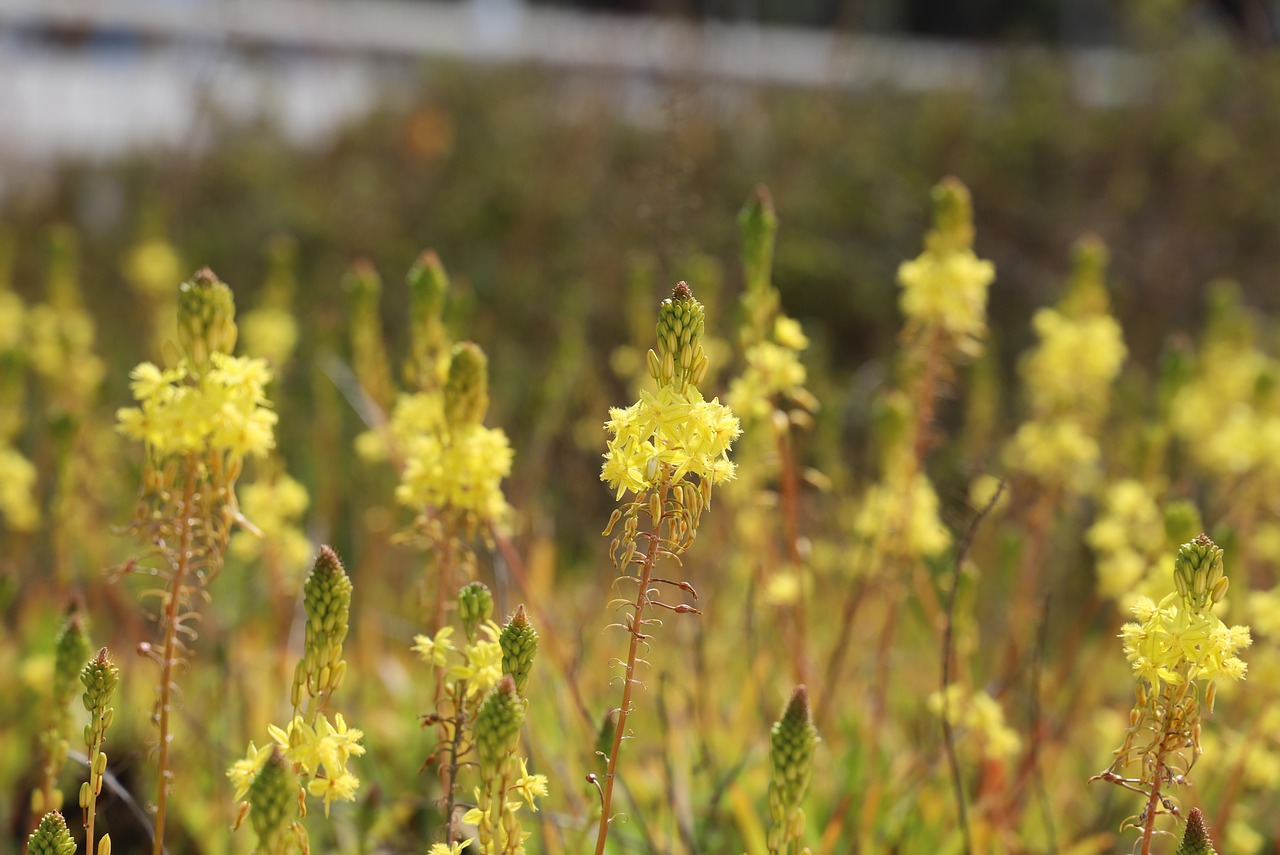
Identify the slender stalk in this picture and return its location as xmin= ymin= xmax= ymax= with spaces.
xmin=594 ymin=485 xmax=667 ymax=855
xmin=1137 ymin=758 xmax=1167 ymax=855
xmin=152 ymin=459 xmax=197 ymax=855
xmin=441 ymin=685 xmax=468 ymax=846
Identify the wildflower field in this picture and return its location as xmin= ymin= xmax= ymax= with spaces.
xmin=7 ymin=31 xmax=1280 ymax=855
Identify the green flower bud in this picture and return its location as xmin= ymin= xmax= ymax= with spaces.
xmin=54 ymin=608 xmax=91 ymax=709
xmin=653 ymin=283 xmax=707 ymax=390
xmin=249 ymin=748 xmax=300 ymax=847
xmin=81 ymin=648 xmax=120 ymax=717
xmin=739 ymin=185 xmax=778 ymax=295
xmin=499 ymin=605 xmax=539 ymax=695
xmin=27 ymin=811 xmax=77 ymax=855
xmin=1061 ymin=235 xmax=1110 ymax=318
xmin=768 ymin=685 xmax=818 ymax=851
xmin=444 ymin=342 xmax=490 ymax=430
xmin=177 ymin=267 xmax=238 ymax=369
xmin=926 ymin=177 xmax=975 ymax=255
xmin=1175 ymin=807 xmax=1218 ymax=855
xmin=1174 ymin=534 xmax=1225 ymax=612
xmin=458 ymin=581 xmax=494 ymax=641
xmin=406 ymin=249 xmax=451 ymax=390
xmin=474 ymin=675 xmax=525 ymax=782
xmin=294 ymin=546 xmax=353 ymax=704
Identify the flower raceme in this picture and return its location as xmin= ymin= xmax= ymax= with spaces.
xmin=116 ymin=352 xmax=276 ymax=460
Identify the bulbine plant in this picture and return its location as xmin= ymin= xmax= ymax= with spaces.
xmin=1092 ymin=535 xmax=1251 ymax=855
xmin=113 ymin=268 xmax=277 ymax=855
xmin=595 ymin=282 xmax=741 ymax=854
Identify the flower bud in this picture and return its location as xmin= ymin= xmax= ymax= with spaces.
xmin=499 ymin=605 xmax=539 ymax=695
xmin=458 ymin=581 xmax=494 ymax=641
xmin=739 ymin=184 xmax=778 ymax=295
xmin=294 ymin=546 xmax=353 ymax=704
xmin=1175 ymin=534 xmax=1224 ymax=612
xmin=249 ymin=748 xmax=300 ymax=847
xmin=27 ymin=811 xmax=77 ymax=855
xmin=444 ymin=342 xmax=490 ymax=429
xmin=177 ymin=267 xmax=238 ymax=369
xmin=475 ymin=675 xmax=526 ymax=782
xmin=654 ymin=283 xmax=707 ymax=391
xmin=1176 ymin=806 xmax=1219 ymax=855
xmin=768 ymin=686 xmax=819 ymax=852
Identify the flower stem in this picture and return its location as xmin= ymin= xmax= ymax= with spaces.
xmin=152 ymin=459 xmax=197 ymax=855
xmin=594 ymin=485 xmax=667 ymax=855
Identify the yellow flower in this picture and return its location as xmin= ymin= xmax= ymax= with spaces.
xmin=510 ymin=758 xmax=549 ymax=811
xmin=308 ymin=771 xmax=360 ymax=816
xmin=227 ymin=741 xmax=273 ymax=803
xmin=412 ymin=626 xmax=456 ymax=669
xmin=428 ymin=842 xmax=475 ymax=855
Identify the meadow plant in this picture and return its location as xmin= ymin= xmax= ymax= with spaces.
xmin=78 ymin=648 xmax=120 ymax=855
xmin=113 ymin=267 xmax=277 ymax=855
xmin=27 ymin=811 xmax=77 ymax=855
xmin=1093 ymin=535 xmax=1251 ymax=854
xmin=767 ymin=686 xmax=818 ymax=855
xmin=229 ymin=546 xmax=364 ymax=853
xmin=416 ymin=585 xmax=544 ymax=852
xmin=595 ymin=281 xmax=741 ymax=854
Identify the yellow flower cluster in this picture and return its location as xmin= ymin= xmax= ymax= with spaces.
xmin=1021 ymin=309 xmax=1126 ymax=415
xmin=396 ymin=425 xmax=513 ymax=524
xmin=0 ymin=446 xmax=39 ymax=531
xmin=1170 ymin=332 xmax=1280 ymax=480
xmin=897 ymin=250 xmax=995 ymax=353
xmin=229 ymin=474 xmax=312 ymax=570
xmin=927 ymin=685 xmax=1021 ymax=762
xmin=1004 ymin=419 xmax=1102 ymax=494
xmin=230 ymin=713 xmax=365 ymax=817
xmin=850 ymin=470 xmax=950 ymax=562
xmin=896 ymin=179 xmax=995 ymax=357
xmin=241 ymin=306 xmax=300 ymax=368
xmin=729 ymin=337 xmax=808 ymax=422
xmin=1004 ymin=237 xmax=1125 ymax=493
xmin=1122 ymin=594 xmax=1250 ymax=692
xmin=26 ymin=302 xmax=105 ymax=404
xmin=601 ymin=384 xmax=740 ymax=500
xmin=116 ymin=354 xmax=277 ymax=460
xmin=1086 ymin=480 xmax=1166 ymax=601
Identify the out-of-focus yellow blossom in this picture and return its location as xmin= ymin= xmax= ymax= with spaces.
xmin=230 ymin=474 xmax=311 ymax=568
xmin=1226 ymin=815 xmax=1265 ymax=855
xmin=851 ymin=471 xmax=950 ymax=562
xmin=927 ymin=685 xmax=1021 ymax=761
xmin=241 ymin=306 xmax=299 ymax=368
xmin=412 ymin=625 xmax=456 ymax=669
xmin=26 ymin=303 xmax=105 ymax=403
xmin=0 ymin=446 xmax=39 ymax=531
xmin=1021 ymin=310 xmax=1126 ymax=415
xmin=1003 ymin=419 xmax=1101 ymax=494
xmin=396 ymin=425 xmax=513 ymax=524
xmin=116 ymin=353 xmax=277 ymax=460
xmin=1004 ymin=237 xmax=1125 ymax=493
xmin=123 ymin=238 xmax=183 ymax=299
xmin=1169 ymin=285 xmax=1280 ymax=482
xmin=602 ymin=383 xmax=740 ymax=500
xmin=896 ymin=179 xmax=995 ymax=357
xmin=729 ymin=342 xmax=808 ymax=422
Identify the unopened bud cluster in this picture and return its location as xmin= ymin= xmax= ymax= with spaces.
xmin=1174 ymin=533 xmax=1228 ymax=611
xmin=177 ymin=267 xmax=238 ymax=370
xmin=648 ymin=282 xmax=710 ymax=391
xmin=27 ymin=812 xmax=77 ymax=855
xmin=499 ymin=605 xmax=539 ymax=695
xmin=458 ymin=581 xmax=494 ymax=641
xmin=768 ymin=686 xmax=818 ymax=853
xmin=248 ymin=748 xmax=301 ymax=853
xmin=292 ymin=547 xmax=352 ymax=710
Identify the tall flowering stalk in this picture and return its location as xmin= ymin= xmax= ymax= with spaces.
xmin=114 ymin=268 xmax=277 ymax=855
xmin=79 ymin=648 xmax=120 ymax=855
xmin=32 ymin=606 xmax=90 ymax=818
xmin=595 ymin=282 xmax=740 ymax=854
xmin=229 ymin=547 xmax=365 ymax=854
xmin=1092 ymin=535 xmax=1250 ymax=855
